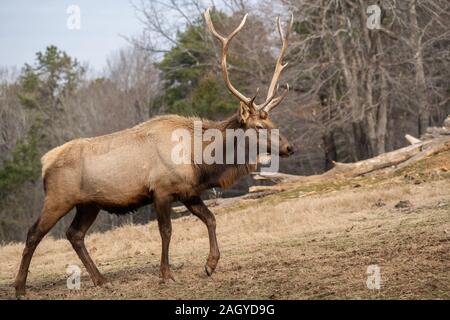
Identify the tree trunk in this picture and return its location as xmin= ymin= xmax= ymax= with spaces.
xmin=375 ymin=34 xmax=388 ymax=154
xmin=365 ymin=59 xmax=377 ymax=156
xmin=409 ymin=0 xmax=430 ymax=135
xmin=323 ymin=132 xmax=337 ymax=171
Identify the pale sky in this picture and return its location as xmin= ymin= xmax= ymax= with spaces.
xmin=0 ymin=0 xmax=142 ymax=71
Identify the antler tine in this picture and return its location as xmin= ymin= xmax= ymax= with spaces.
xmin=263 ymin=83 xmax=289 ymax=112
xmin=260 ymin=13 xmax=293 ymax=112
xmin=204 ymin=7 xmax=251 ymax=105
xmin=250 ymin=87 xmax=260 ymax=106
xmin=256 ymin=84 xmax=278 ymax=111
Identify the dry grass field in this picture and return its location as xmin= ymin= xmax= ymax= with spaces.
xmin=0 ymin=152 xmax=449 ymax=299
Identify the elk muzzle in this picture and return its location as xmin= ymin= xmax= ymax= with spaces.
xmin=279 ymin=134 xmax=294 ymax=157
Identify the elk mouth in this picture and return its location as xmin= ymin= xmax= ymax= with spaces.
xmin=279 ymin=151 xmax=293 ymax=158
xmin=280 ymin=145 xmax=294 ymax=157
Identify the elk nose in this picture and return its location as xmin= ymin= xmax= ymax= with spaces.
xmin=287 ymin=145 xmax=294 ymax=155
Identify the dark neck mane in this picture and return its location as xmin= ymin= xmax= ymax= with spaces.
xmin=197 ymin=112 xmax=243 ymax=132
xmin=195 ymin=113 xmax=256 ymax=190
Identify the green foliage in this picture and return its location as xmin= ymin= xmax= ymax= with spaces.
xmin=18 ymin=45 xmax=85 ymax=109
xmin=16 ymin=92 xmax=39 ymax=109
xmin=19 ymin=64 xmax=39 ymax=93
xmin=169 ymin=73 xmax=237 ymax=117
xmin=0 ymin=46 xmax=83 ymax=207
xmin=17 ymin=46 xmax=85 ymax=151
xmin=158 ymin=10 xmax=239 ymax=118
xmin=34 ymin=45 xmax=84 ymax=97
xmin=0 ymin=130 xmax=41 ymax=203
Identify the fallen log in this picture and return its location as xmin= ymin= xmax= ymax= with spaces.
xmin=426 ymin=127 xmax=450 ymax=135
xmin=394 ymin=137 xmax=450 ymax=171
xmin=405 ymin=134 xmax=422 ymax=145
xmin=420 ymin=116 xmax=450 ymax=140
xmin=421 ymin=127 xmax=450 ymax=141
xmin=444 ymin=116 xmax=450 ymax=129
xmin=248 ymin=185 xmax=287 ymax=193
xmin=251 ymin=136 xmax=450 ymax=190
xmin=252 ymin=172 xmax=299 ymax=183
xmin=325 ymin=140 xmax=433 ymax=177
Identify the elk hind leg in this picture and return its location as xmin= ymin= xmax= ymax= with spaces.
xmin=66 ymin=205 xmax=106 ymax=286
xmin=15 ymin=197 xmax=73 ymax=297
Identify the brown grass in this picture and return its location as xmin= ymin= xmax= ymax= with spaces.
xmin=0 ymin=153 xmax=449 ymax=299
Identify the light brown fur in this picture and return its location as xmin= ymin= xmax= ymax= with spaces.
xmin=14 ymin=111 xmax=293 ymax=297
xmin=15 ymin=8 xmax=294 ymax=297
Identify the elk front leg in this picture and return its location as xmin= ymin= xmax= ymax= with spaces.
xmin=182 ymin=197 xmax=220 ymax=276
xmin=154 ymin=197 xmax=175 ymax=282
xmin=66 ymin=205 xmax=107 ymax=286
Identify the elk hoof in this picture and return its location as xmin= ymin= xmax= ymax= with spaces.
xmin=93 ymin=276 xmax=108 ymax=287
xmin=159 ymin=277 xmax=176 ymax=284
xmin=205 ymin=265 xmax=214 ymax=277
xmin=15 ymin=292 xmax=27 ymax=300
xmin=15 ymin=287 xmax=26 ymax=299
xmin=160 ymin=269 xmax=176 ymax=283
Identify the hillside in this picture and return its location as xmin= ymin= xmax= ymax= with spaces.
xmin=0 ymin=151 xmax=449 ymax=299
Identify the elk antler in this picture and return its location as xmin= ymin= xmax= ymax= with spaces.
xmin=258 ymin=13 xmax=294 ymax=112
xmin=205 ymin=8 xmax=293 ymax=113
xmin=204 ymin=7 xmax=253 ymax=106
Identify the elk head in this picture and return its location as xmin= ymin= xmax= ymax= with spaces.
xmin=204 ymin=8 xmax=294 ymax=158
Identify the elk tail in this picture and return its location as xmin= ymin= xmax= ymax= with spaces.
xmin=41 ymin=144 xmax=67 ymax=178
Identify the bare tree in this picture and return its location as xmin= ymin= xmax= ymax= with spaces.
xmin=278 ymin=0 xmax=449 ymax=167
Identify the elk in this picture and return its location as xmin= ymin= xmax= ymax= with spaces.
xmin=15 ymin=8 xmax=294 ymax=297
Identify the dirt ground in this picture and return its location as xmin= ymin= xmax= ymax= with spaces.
xmin=0 ymin=153 xmax=449 ymax=299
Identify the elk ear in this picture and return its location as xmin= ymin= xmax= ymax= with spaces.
xmin=238 ymin=102 xmax=252 ymax=124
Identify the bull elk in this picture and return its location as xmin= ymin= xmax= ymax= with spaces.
xmin=15 ymin=8 xmax=294 ymax=297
